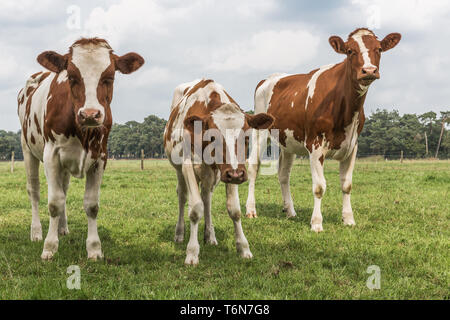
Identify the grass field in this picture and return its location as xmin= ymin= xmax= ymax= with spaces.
xmin=0 ymin=159 xmax=448 ymax=299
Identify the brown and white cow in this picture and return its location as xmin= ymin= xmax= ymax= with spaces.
xmin=164 ymin=79 xmax=274 ymax=265
xmin=18 ymin=38 xmax=144 ymax=260
xmin=246 ymin=28 xmax=401 ymax=232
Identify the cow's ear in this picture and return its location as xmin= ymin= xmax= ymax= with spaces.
xmin=184 ymin=114 xmax=208 ymax=133
xmin=381 ymin=33 xmax=401 ymax=52
xmin=329 ymin=36 xmax=347 ymax=54
xmin=114 ymin=53 xmax=145 ymax=74
xmin=246 ymin=113 xmax=274 ymax=130
xmin=37 ymin=51 xmax=67 ymax=73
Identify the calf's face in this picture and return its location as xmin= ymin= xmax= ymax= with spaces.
xmin=184 ymin=103 xmax=274 ymax=184
xmin=37 ymin=39 xmax=144 ymax=129
xmin=329 ymin=29 xmax=401 ymax=85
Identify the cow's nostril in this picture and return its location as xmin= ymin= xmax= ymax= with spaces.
xmin=79 ymin=111 xmax=87 ymax=119
xmin=94 ymin=111 xmax=101 ymax=119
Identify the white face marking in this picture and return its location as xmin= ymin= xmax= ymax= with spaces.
xmin=351 ymin=30 xmax=376 ymax=69
xmin=290 ymin=101 xmax=294 ymax=108
xmin=57 ymin=70 xmax=68 ymax=83
xmin=305 ymin=64 xmax=335 ymax=110
xmin=71 ymin=45 xmax=111 ymax=116
xmin=211 ymin=103 xmax=245 ymax=170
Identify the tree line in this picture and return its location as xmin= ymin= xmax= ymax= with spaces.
xmin=1 ymin=109 xmax=449 ymax=161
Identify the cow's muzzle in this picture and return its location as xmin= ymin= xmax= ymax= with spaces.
xmin=78 ymin=109 xmax=103 ymax=127
xmin=221 ymin=168 xmax=247 ymax=184
xmin=357 ymin=67 xmax=380 ymax=84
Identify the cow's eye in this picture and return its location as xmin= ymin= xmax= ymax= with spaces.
xmin=102 ymin=78 xmax=114 ymax=85
xmin=347 ymin=49 xmax=353 ymax=55
xmin=68 ymin=76 xmax=78 ymax=85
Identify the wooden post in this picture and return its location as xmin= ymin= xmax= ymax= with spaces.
xmin=400 ymin=150 xmax=403 ymax=163
xmin=141 ymin=149 xmax=144 ymax=170
xmin=11 ymin=151 xmax=15 ymax=173
xmin=424 ymin=132 xmax=428 ymax=156
xmin=435 ymin=117 xmax=446 ymax=159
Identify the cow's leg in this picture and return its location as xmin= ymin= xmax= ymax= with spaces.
xmin=245 ymin=129 xmax=262 ymax=218
xmin=41 ymin=155 xmax=65 ymax=260
xmin=201 ymin=182 xmax=217 ymax=245
xmin=84 ymin=163 xmax=104 ymax=260
xmin=58 ymin=171 xmax=70 ymax=236
xmin=278 ymin=149 xmax=296 ymax=218
xmin=23 ymin=145 xmax=42 ymax=241
xmin=174 ymin=169 xmax=187 ymax=243
xmin=340 ymin=145 xmax=357 ymax=226
xmin=182 ymin=162 xmax=203 ymax=265
xmin=227 ymin=184 xmax=252 ymax=259
xmin=309 ymin=148 xmax=326 ymax=232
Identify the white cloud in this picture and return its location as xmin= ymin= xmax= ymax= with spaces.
xmin=349 ymin=0 xmax=450 ymax=31
xmin=208 ymin=29 xmax=320 ymax=72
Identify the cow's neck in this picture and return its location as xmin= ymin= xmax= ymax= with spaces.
xmin=343 ymin=58 xmax=368 ymax=112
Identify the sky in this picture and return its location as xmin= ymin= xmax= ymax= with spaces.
xmin=0 ymin=0 xmax=449 ymax=131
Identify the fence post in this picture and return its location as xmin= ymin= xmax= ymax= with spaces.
xmin=400 ymin=150 xmax=403 ymax=163
xmin=11 ymin=151 xmax=15 ymax=173
xmin=141 ymin=149 xmax=144 ymax=170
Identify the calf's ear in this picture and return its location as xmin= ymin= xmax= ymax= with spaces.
xmin=246 ymin=113 xmax=274 ymax=130
xmin=329 ymin=36 xmax=347 ymax=54
xmin=184 ymin=114 xmax=208 ymax=133
xmin=37 ymin=51 xmax=68 ymax=73
xmin=381 ymin=33 xmax=401 ymax=52
xmin=114 ymin=53 xmax=145 ymax=74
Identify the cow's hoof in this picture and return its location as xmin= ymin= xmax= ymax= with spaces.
xmin=240 ymin=250 xmax=253 ymax=259
xmin=87 ymin=251 xmax=103 ymax=261
xmin=174 ymin=234 xmax=184 ymax=243
xmin=31 ymin=226 xmax=43 ymax=242
xmin=286 ymin=211 xmax=297 ymax=219
xmin=58 ymin=227 xmax=70 ymax=236
xmin=343 ymin=219 xmax=356 ymax=226
xmin=342 ymin=213 xmax=356 ymax=226
xmin=41 ymin=250 xmax=55 ymax=260
xmin=246 ymin=212 xmax=257 ymax=218
xmin=311 ymin=223 xmax=324 ymax=233
xmin=184 ymin=255 xmax=199 ymax=266
xmin=205 ymin=237 xmax=218 ymax=245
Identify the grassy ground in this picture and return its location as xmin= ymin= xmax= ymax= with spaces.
xmin=0 ymin=159 xmax=448 ymax=299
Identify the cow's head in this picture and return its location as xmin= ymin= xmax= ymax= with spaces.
xmin=184 ymin=103 xmax=274 ymax=184
xmin=37 ymin=38 xmax=144 ymax=128
xmin=329 ymin=28 xmax=401 ymax=86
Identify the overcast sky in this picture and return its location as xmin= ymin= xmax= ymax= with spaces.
xmin=1 ymin=0 xmax=449 ymax=131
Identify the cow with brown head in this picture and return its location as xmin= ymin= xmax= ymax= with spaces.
xmin=164 ymin=79 xmax=274 ymax=265
xmin=18 ymin=38 xmax=144 ymax=260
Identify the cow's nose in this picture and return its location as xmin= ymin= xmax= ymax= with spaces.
xmin=80 ymin=109 xmax=101 ymax=120
xmin=224 ymin=169 xmax=247 ymax=184
xmin=362 ymin=67 xmax=378 ymax=75
xmin=78 ymin=109 xmax=102 ymax=127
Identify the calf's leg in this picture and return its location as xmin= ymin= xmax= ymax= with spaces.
xmin=201 ymin=183 xmax=217 ymax=245
xmin=227 ymin=184 xmax=252 ymax=259
xmin=23 ymin=144 xmax=42 ymax=241
xmin=58 ymin=171 xmax=70 ymax=235
xmin=278 ymin=149 xmax=296 ymax=218
xmin=309 ymin=149 xmax=326 ymax=232
xmin=182 ymin=162 xmax=203 ymax=265
xmin=41 ymin=153 xmax=66 ymax=260
xmin=245 ymin=128 xmax=263 ymax=218
xmin=84 ymin=163 xmax=104 ymax=260
xmin=174 ymin=169 xmax=187 ymax=242
xmin=340 ymin=145 xmax=357 ymax=226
